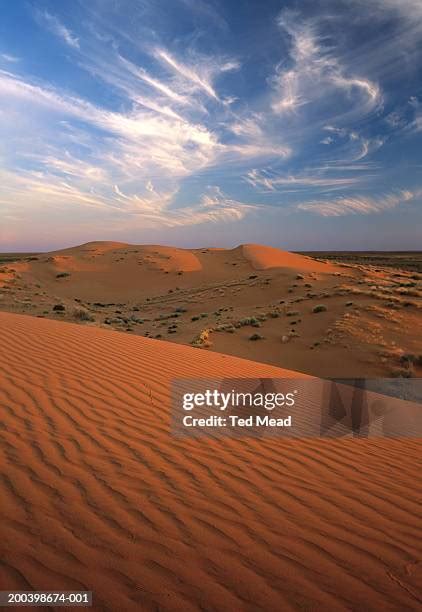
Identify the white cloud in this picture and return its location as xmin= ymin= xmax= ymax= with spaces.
xmin=38 ymin=11 xmax=80 ymax=49
xmin=272 ymin=11 xmax=382 ymax=117
xmin=119 ymin=56 xmax=191 ymax=106
xmin=246 ymin=169 xmax=360 ymax=192
xmin=297 ymin=189 xmax=415 ymax=216
xmin=0 ymin=70 xmax=219 ymax=181
xmin=0 ymin=53 xmax=19 ymax=63
xmin=153 ymin=47 xmax=239 ymax=103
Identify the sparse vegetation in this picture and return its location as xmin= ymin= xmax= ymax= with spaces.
xmin=236 ymin=316 xmax=260 ymax=328
xmin=191 ymin=329 xmax=212 ymax=348
xmin=390 ymin=365 xmax=414 ymax=378
xmin=400 ymin=353 xmax=422 ymax=367
xmin=73 ymin=308 xmax=95 ymax=322
xmin=56 ymin=272 xmax=71 ymax=278
xmin=214 ymin=323 xmax=236 ymax=333
xmin=249 ymin=333 xmax=264 ymax=341
xmin=312 ymin=304 xmax=327 ymax=313
xmin=52 ymin=304 xmax=65 ymax=311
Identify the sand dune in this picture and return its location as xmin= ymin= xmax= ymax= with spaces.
xmin=0 ymin=312 xmax=421 ymax=610
xmin=242 ymin=243 xmax=338 ymax=273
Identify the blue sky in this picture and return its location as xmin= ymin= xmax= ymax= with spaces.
xmin=0 ymin=0 xmax=421 ymax=251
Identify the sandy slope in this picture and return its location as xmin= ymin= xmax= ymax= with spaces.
xmin=242 ymin=243 xmax=338 ymax=273
xmin=0 ymin=312 xmax=421 ymax=611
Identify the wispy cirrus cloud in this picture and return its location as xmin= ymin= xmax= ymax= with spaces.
xmin=35 ymin=11 xmax=80 ymax=49
xmin=153 ymin=47 xmax=239 ymax=103
xmin=246 ymin=169 xmax=361 ymax=192
xmin=297 ymin=189 xmax=416 ymax=216
xmin=271 ymin=10 xmax=382 ymax=118
xmin=0 ymin=53 xmax=20 ymax=63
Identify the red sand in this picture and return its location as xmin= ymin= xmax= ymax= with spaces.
xmin=0 ymin=312 xmax=421 ymax=610
xmin=242 ymin=244 xmax=338 ymax=273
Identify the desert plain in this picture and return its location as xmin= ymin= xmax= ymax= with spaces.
xmin=0 ymin=242 xmax=421 ymax=378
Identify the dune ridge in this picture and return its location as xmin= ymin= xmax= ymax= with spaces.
xmin=242 ymin=243 xmax=338 ymax=273
xmin=0 ymin=312 xmax=421 ymax=610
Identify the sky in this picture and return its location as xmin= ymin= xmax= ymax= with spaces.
xmin=0 ymin=0 xmax=421 ymax=251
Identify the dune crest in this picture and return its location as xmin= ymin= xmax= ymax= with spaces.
xmin=141 ymin=245 xmax=202 ymax=272
xmin=53 ymin=241 xmax=130 ymax=254
xmin=242 ymin=243 xmax=339 ymax=272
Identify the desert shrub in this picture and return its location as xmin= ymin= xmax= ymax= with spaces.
xmin=73 ymin=308 xmax=95 ymax=322
xmin=191 ymin=315 xmax=200 ymax=321
xmin=56 ymin=272 xmax=70 ymax=278
xmin=268 ymin=311 xmax=280 ymax=318
xmin=191 ymin=329 xmax=212 ymax=348
xmin=237 ymin=316 xmax=259 ymax=327
xmin=214 ymin=324 xmax=226 ymax=332
xmin=395 ymin=287 xmax=420 ymax=297
xmin=398 ymin=281 xmax=417 ymax=287
xmin=155 ymin=313 xmax=180 ymax=321
xmin=249 ymin=274 xmax=258 ymax=279
xmin=312 ymin=304 xmax=327 ymax=313
xmin=390 ymin=365 xmax=414 ymax=378
xmin=214 ymin=324 xmax=235 ymax=333
xmin=296 ymin=274 xmax=304 ymax=280
xmin=286 ymin=310 xmax=300 ymax=317
xmin=249 ymin=333 xmax=264 ymax=341
xmin=174 ymin=307 xmax=187 ymax=313
xmin=400 ymin=354 xmax=422 ymax=367
xmin=52 ymin=304 xmax=65 ymax=311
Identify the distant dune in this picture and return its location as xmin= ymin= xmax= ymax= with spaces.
xmin=0 ymin=311 xmax=421 ymax=610
xmin=47 ymin=240 xmax=337 ymax=277
xmin=242 ymin=243 xmax=339 ymax=272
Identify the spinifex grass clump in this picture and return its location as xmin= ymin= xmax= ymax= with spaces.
xmin=73 ymin=308 xmax=95 ymax=322
xmin=236 ymin=316 xmax=261 ymax=328
xmin=312 ymin=304 xmax=327 ymax=313
xmin=249 ymin=333 xmax=264 ymax=341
